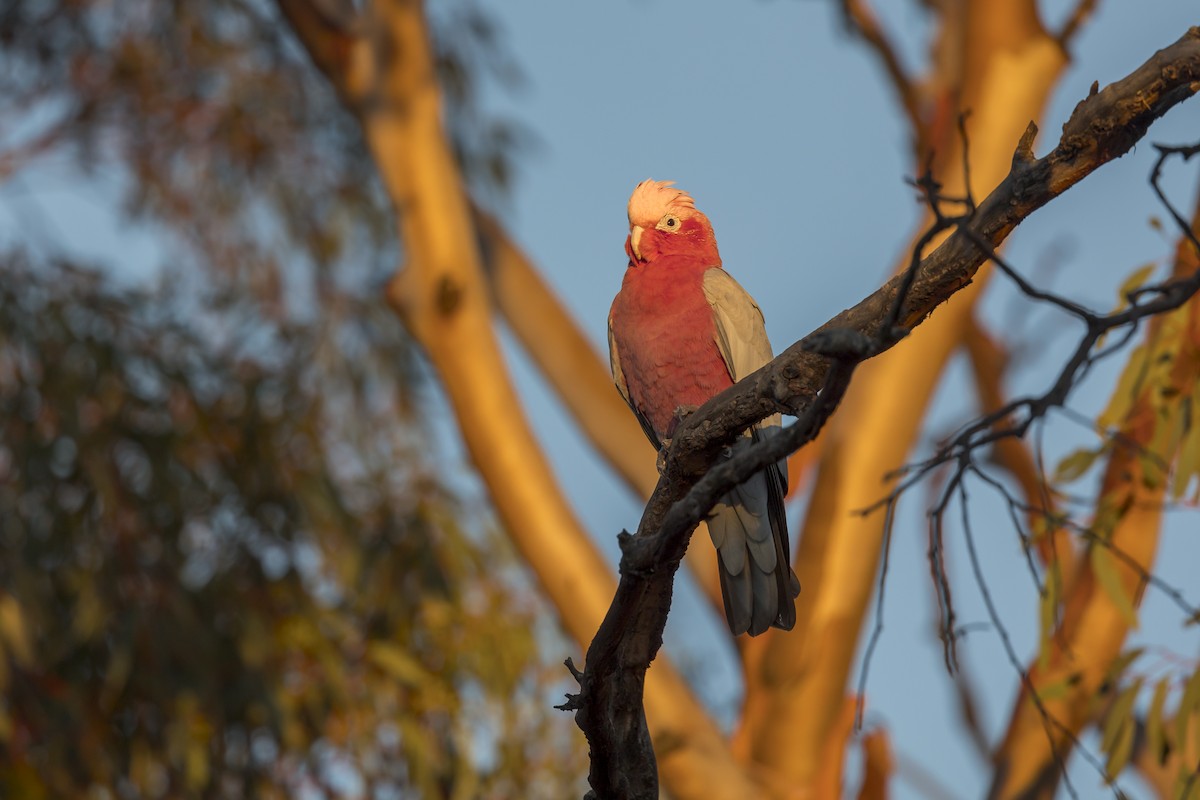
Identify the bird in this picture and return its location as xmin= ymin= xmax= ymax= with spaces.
xmin=607 ymin=178 xmax=800 ymax=636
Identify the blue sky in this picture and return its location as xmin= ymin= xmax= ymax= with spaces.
xmin=2 ymin=1 xmax=1198 ymax=797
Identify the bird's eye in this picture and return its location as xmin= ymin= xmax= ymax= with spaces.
xmin=658 ymin=215 xmax=680 ymax=231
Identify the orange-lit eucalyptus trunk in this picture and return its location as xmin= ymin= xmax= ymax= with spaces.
xmin=276 ymin=0 xmax=759 ymax=796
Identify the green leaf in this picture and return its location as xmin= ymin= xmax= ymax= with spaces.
xmin=1098 ymin=264 xmax=1157 ymax=350
xmin=1147 ymin=676 xmax=1170 ymax=766
xmin=0 ymin=595 xmax=32 ymax=667
xmin=1141 ymin=449 xmax=1167 ymax=490
xmin=1105 ymin=714 xmax=1135 ymax=782
xmin=1119 ymin=263 xmax=1158 ymax=303
xmin=1055 ymin=447 xmax=1101 ymax=484
xmin=1038 ymin=673 xmax=1077 ymax=702
xmin=1103 ymin=679 xmax=1143 ymax=756
xmin=1091 ymin=546 xmax=1139 ymax=628
xmin=1099 ymin=344 xmax=1149 ymax=430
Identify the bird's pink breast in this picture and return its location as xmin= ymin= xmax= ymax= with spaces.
xmin=611 ymin=258 xmax=733 ymax=439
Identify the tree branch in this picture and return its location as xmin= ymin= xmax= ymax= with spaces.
xmin=1057 ymin=0 xmax=1099 ymax=48
xmin=839 ymin=0 xmax=928 ymax=156
xmin=569 ymin=28 xmax=1200 ymax=799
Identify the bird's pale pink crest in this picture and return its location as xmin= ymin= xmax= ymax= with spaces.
xmin=627 ymin=179 xmax=699 ymax=228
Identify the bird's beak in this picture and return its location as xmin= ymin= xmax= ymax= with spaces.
xmin=630 ymin=226 xmax=645 ymax=262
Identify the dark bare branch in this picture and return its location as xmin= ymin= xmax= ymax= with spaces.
xmin=1057 ymin=0 xmax=1099 ymax=48
xmin=839 ymin=0 xmax=927 ymax=153
xmin=274 ymin=0 xmax=364 ymax=99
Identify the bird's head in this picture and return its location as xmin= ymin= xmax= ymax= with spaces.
xmin=625 ymin=179 xmax=719 ymax=267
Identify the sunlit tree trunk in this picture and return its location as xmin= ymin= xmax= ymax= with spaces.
xmin=276 ymin=0 xmax=758 ymax=795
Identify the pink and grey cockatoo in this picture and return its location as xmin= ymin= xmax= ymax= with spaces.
xmin=608 ymin=179 xmax=800 ymax=636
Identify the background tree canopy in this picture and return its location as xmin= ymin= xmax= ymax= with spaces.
xmin=1 ymin=1 xmax=1199 ymax=799
xmin=1 ymin=1 xmax=578 ymax=797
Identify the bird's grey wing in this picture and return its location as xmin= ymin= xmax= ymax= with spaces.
xmin=701 ymin=268 xmax=798 ymax=635
xmin=700 ymin=267 xmax=785 ymax=440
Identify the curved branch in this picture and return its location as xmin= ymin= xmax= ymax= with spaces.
xmin=570 ymin=28 xmax=1200 ymax=799
xmin=839 ymin=0 xmax=927 ymax=154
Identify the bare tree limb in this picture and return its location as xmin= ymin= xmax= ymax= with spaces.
xmin=839 ymin=0 xmax=928 ymax=155
xmin=1057 ymin=0 xmax=1099 ymax=48
xmin=274 ymin=0 xmax=364 ymax=98
xmin=567 ymin=28 xmax=1200 ymax=799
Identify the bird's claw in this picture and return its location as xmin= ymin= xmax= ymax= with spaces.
xmin=656 ymin=441 xmax=671 ymax=475
xmin=672 ymin=404 xmax=699 ymax=422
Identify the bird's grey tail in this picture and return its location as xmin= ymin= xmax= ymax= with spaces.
xmin=708 ymin=453 xmax=800 ymax=637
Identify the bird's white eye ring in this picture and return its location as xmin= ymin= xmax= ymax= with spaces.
xmin=657 ymin=215 xmax=681 ymax=232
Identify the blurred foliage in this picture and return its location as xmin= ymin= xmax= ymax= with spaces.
xmin=0 ymin=0 xmax=577 ymax=797
xmin=0 ymin=0 xmax=528 ymax=285
xmin=0 ymin=254 xmax=582 ymax=798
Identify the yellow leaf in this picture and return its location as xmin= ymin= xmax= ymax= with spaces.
xmin=1118 ymin=263 xmax=1158 ymax=304
xmin=1090 ymin=546 xmax=1138 ymax=628
xmin=186 ymin=739 xmax=209 ymax=791
xmin=0 ymin=595 xmax=32 ymax=667
xmin=367 ymin=641 xmax=433 ymax=688
xmin=1037 ymin=586 xmax=1055 ymax=672
xmin=1175 ymin=668 xmax=1200 ymax=755
xmin=1098 ymin=263 xmax=1158 ymax=349
xmin=1105 ymin=713 xmax=1135 ymax=782
xmin=1099 ymin=344 xmax=1149 ymax=430
xmin=1147 ymin=677 xmax=1170 ymax=766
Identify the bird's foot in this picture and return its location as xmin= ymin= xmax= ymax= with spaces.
xmin=672 ymin=404 xmax=699 ymax=423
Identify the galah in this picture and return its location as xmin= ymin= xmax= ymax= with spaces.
xmin=608 ymin=179 xmax=800 ymax=636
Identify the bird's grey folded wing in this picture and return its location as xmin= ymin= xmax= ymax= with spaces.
xmin=701 ymin=268 xmax=786 ymax=477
